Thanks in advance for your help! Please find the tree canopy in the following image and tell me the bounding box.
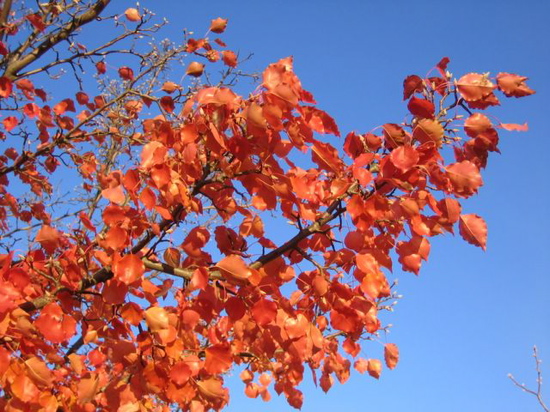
[0,1,535,411]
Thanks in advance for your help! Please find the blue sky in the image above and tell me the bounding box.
[133,0,550,410]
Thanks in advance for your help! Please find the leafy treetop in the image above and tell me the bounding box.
[0,1,535,411]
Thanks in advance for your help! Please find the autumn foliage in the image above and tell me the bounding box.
[0,2,535,411]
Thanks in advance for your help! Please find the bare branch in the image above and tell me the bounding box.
[509,346,549,412]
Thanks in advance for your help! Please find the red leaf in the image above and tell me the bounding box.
[53,98,76,115]
[101,185,125,204]
[251,298,277,326]
[3,116,18,131]
[384,343,399,369]
[446,160,483,197]
[96,61,106,74]
[205,344,232,374]
[170,362,192,386]
[222,50,238,68]
[459,214,488,250]
[0,77,12,98]
[26,13,46,32]
[210,17,228,33]
[215,254,251,283]
[456,73,495,102]
[0,41,8,56]
[436,57,450,77]
[496,72,535,98]
[390,144,419,172]
[35,303,76,343]
[407,96,435,119]
[113,254,144,284]
[403,75,423,100]
[160,96,175,113]
[464,113,492,138]
[500,122,528,132]
[118,66,134,80]
[36,225,61,254]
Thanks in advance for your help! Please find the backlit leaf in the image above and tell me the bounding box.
[459,214,488,250]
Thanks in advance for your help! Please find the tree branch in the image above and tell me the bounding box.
[3,0,111,80]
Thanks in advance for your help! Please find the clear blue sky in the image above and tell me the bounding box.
[134,0,550,410]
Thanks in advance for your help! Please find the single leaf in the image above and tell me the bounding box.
[367,359,382,379]
[459,214,488,250]
[186,62,204,77]
[496,72,535,98]
[210,17,228,33]
[384,343,399,369]
[204,344,232,374]
[403,75,423,100]
[407,96,435,119]
[446,161,483,197]
[215,254,251,283]
[144,306,170,331]
[500,122,528,132]
[125,8,141,22]
[390,144,419,172]
[456,73,495,102]
[113,254,144,284]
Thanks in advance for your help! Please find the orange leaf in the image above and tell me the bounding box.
[221,50,237,68]
[459,214,488,250]
[11,374,39,402]
[196,378,227,401]
[367,359,382,379]
[215,254,251,283]
[101,185,125,204]
[496,72,535,98]
[35,303,76,343]
[413,118,443,147]
[170,361,192,386]
[24,357,53,387]
[124,8,141,22]
[77,375,99,404]
[251,298,277,326]
[36,225,61,254]
[446,160,483,197]
[144,306,170,331]
[354,358,370,374]
[186,62,204,77]
[204,344,232,374]
[456,73,495,101]
[0,76,12,98]
[390,144,419,172]
[384,343,399,369]
[500,122,528,132]
[113,254,144,284]
[210,18,228,33]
